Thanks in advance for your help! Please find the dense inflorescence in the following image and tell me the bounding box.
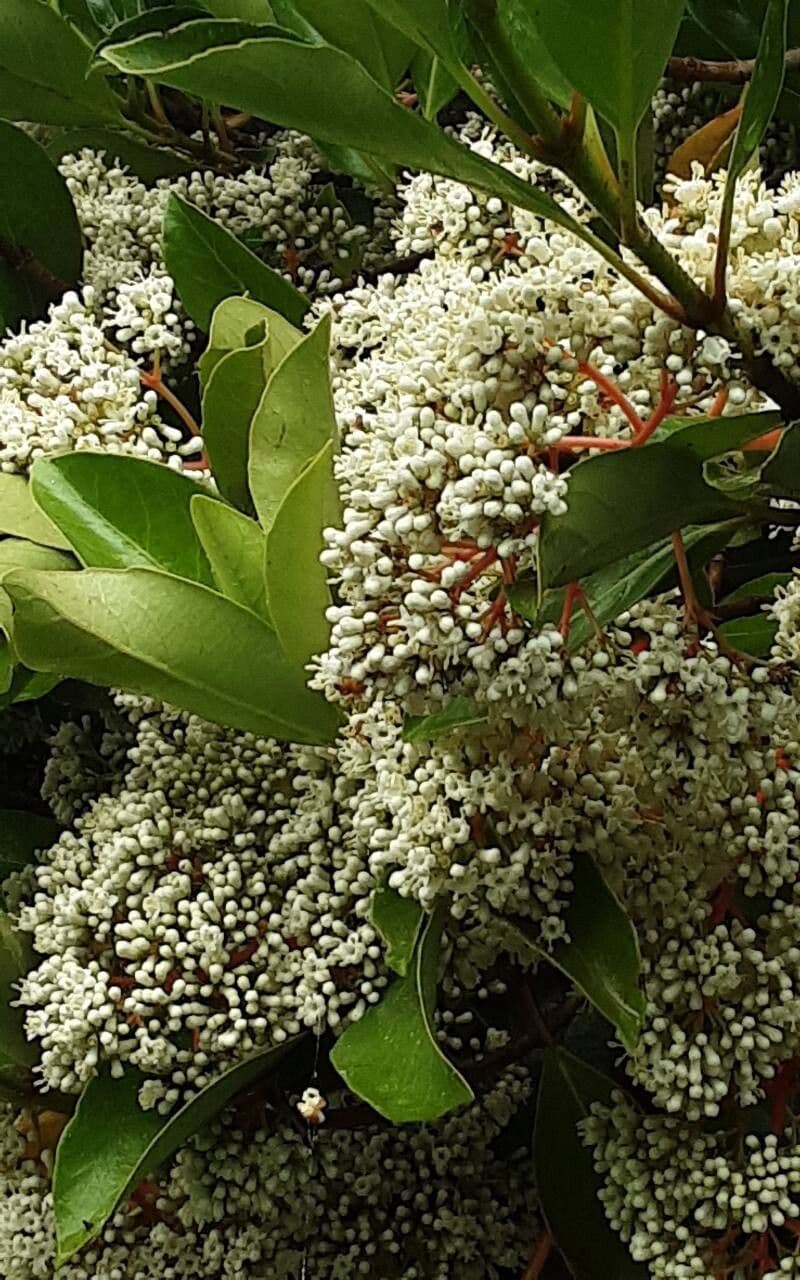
[0,1068,538,1280]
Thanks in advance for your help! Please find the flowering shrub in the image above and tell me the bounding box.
[5,1,800,1278]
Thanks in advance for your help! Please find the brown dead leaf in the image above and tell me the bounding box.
[668,104,743,181]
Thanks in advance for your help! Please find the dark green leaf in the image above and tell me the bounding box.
[0,811,61,887]
[98,22,601,244]
[521,521,742,652]
[54,1036,301,1263]
[534,1048,647,1280]
[0,915,37,1094]
[205,0,274,14]
[759,418,800,499]
[265,440,336,665]
[6,567,343,745]
[652,408,783,460]
[529,0,685,133]
[163,193,310,330]
[402,695,488,742]
[272,0,415,87]
[0,476,72,551]
[538,443,741,590]
[465,0,572,109]
[726,0,788,186]
[0,0,122,125]
[411,49,458,118]
[718,613,777,655]
[369,885,424,977]
[249,314,337,534]
[501,855,645,1052]
[30,455,214,586]
[0,120,83,330]
[721,571,791,603]
[331,904,474,1121]
[191,495,269,619]
[361,0,468,82]
[47,129,195,180]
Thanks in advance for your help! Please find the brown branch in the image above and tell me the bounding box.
[667,48,800,84]
[523,1230,554,1280]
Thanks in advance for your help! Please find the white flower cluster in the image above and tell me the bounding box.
[584,1091,800,1279]
[59,131,393,365]
[0,1067,538,1280]
[0,289,185,474]
[17,698,383,1109]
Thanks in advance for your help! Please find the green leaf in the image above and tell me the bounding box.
[0,810,62,884]
[726,0,788,188]
[47,128,195,180]
[718,613,777,656]
[0,476,72,551]
[0,121,83,330]
[759,419,800,499]
[6,567,343,745]
[402,695,488,742]
[273,0,414,87]
[0,540,75,581]
[54,1036,301,1264]
[361,0,467,82]
[529,0,685,135]
[0,0,122,125]
[199,295,300,388]
[191,495,269,620]
[205,0,274,15]
[500,855,645,1052]
[411,49,458,118]
[538,442,741,590]
[265,441,336,666]
[0,914,37,1094]
[652,408,783,460]
[93,4,209,50]
[30,454,214,586]
[162,193,310,330]
[331,903,474,1122]
[249,314,337,534]
[369,885,424,977]
[97,21,602,244]
[534,1049,647,1280]
[465,0,572,110]
[0,667,62,708]
[519,521,741,653]
[721,571,792,604]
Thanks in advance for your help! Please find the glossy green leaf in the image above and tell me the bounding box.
[759,419,800,498]
[718,613,777,656]
[403,696,488,742]
[273,0,414,87]
[520,521,741,653]
[98,22,599,244]
[411,49,458,118]
[538,443,741,590]
[93,5,209,50]
[369,885,424,977]
[0,476,72,551]
[191,495,269,620]
[47,129,195,180]
[163,193,310,330]
[0,121,83,330]
[465,0,572,110]
[0,811,62,884]
[249,314,337,534]
[5,567,342,745]
[501,855,644,1052]
[534,1049,647,1280]
[362,0,467,81]
[205,0,274,15]
[265,441,336,666]
[529,0,685,134]
[331,904,473,1122]
[726,0,788,189]
[54,1036,300,1263]
[0,915,37,1094]
[0,540,75,581]
[721,570,792,604]
[652,409,783,459]
[0,0,121,125]
[30,455,214,586]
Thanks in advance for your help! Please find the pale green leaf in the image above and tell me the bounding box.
[369,885,424,977]
[191,495,269,620]
[5,567,342,745]
[30,454,214,585]
[0,476,72,550]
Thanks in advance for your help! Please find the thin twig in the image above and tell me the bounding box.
[523,1229,554,1280]
[667,48,800,84]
